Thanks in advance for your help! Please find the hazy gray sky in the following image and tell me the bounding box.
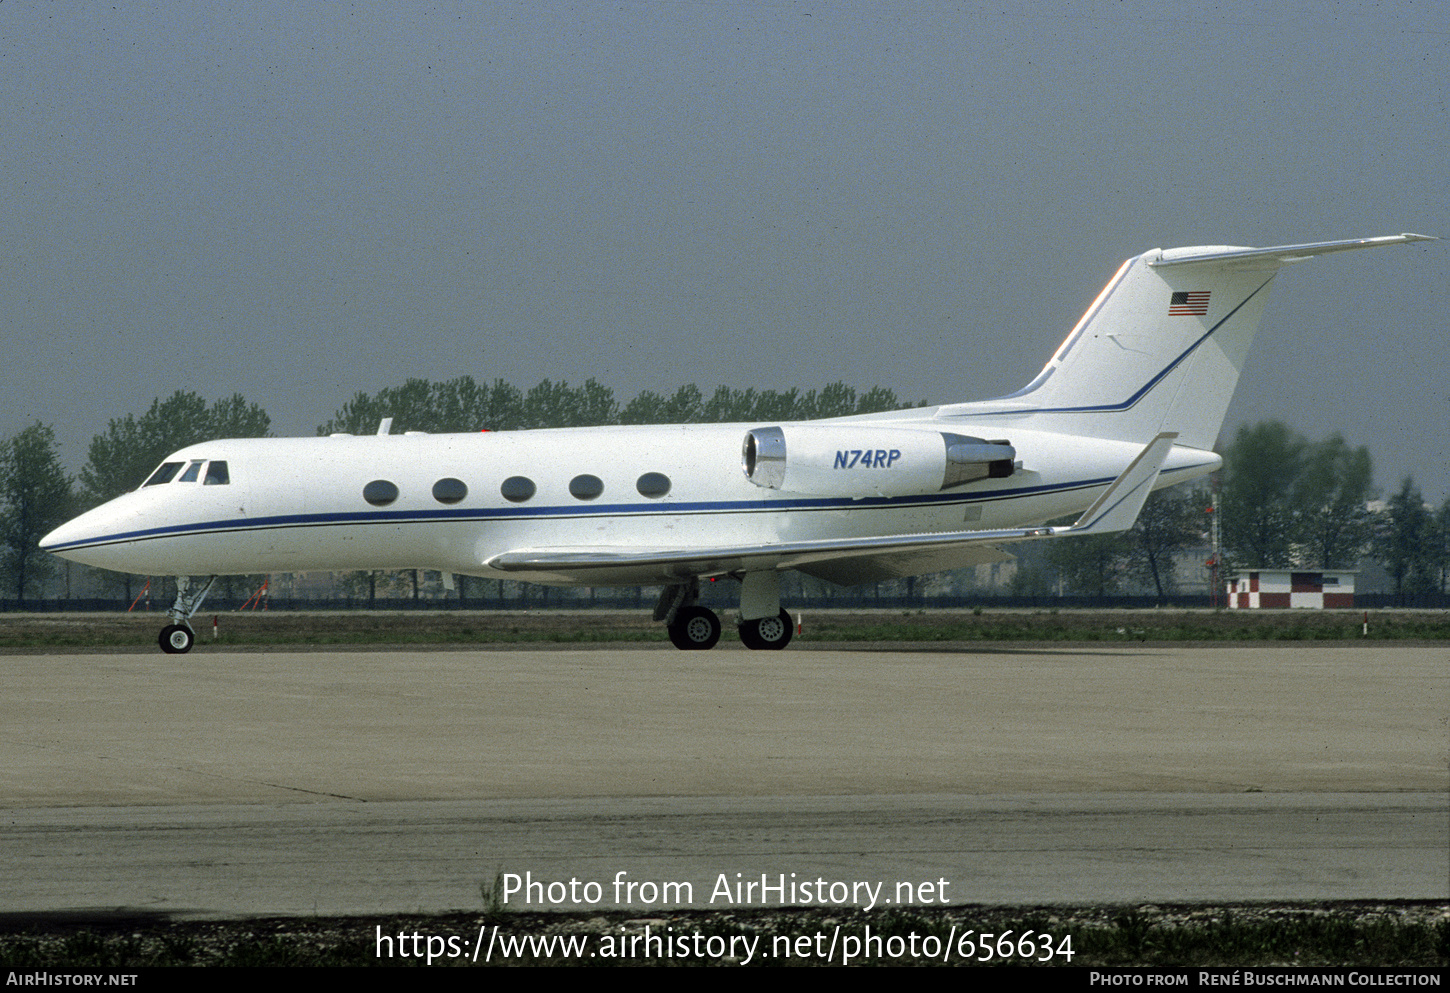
[3,1,1445,497]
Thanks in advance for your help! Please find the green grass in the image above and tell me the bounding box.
[801,611,1450,644]
[0,608,1446,650]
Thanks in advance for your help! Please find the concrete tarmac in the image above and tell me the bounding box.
[2,644,1446,916]
[5,793,1445,916]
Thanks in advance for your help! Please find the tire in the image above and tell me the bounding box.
[667,606,721,650]
[738,609,794,651]
[159,624,194,654]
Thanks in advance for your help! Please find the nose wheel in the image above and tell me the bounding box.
[159,624,195,654]
[156,576,217,654]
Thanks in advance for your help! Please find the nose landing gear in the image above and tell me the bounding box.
[159,624,195,654]
[157,576,217,654]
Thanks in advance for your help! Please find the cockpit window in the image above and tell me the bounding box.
[144,462,184,486]
[204,461,230,485]
[178,460,204,483]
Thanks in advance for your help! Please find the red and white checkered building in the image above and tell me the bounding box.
[1227,570,1355,609]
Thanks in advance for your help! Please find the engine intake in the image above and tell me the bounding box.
[742,425,1014,497]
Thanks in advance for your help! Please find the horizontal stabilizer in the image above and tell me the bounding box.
[1148,233,1436,269]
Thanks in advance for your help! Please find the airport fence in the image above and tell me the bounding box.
[6,592,1448,612]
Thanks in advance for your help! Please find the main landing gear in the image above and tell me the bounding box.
[668,605,722,650]
[658,581,719,650]
[656,575,795,651]
[738,609,794,651]
[158,576,217,654]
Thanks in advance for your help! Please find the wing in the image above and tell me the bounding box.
[485,434,1177,587]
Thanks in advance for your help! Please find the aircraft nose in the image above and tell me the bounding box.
[41,512,96,557]
[40,501,136,563]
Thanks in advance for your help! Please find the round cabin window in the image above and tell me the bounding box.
[569,474,604,500]
[432,478,468,504]
[363,480,399,507]
[636,472,671,498]
[500,476,536,503]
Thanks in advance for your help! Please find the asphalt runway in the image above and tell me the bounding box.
[2,644,1446,917]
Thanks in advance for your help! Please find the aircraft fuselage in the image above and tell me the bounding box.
[42,420,1214,586]
[40,233,1432,652]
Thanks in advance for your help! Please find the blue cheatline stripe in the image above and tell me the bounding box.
[969,275,1275,415]
[46,470,1211,553]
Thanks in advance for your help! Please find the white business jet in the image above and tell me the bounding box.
[42,234,1432,653]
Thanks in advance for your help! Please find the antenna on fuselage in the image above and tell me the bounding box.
[376,418,393,436]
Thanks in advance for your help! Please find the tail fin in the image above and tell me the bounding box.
[942,234,1433,450]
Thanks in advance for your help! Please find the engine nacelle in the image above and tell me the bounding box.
[742,425,1015,497]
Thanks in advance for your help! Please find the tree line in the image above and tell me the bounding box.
[2,378,1447,603]
[0,379,914,604]
[317,376,918,435]
[1037,422,1450,598]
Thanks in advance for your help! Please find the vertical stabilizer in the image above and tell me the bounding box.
[1018,248,1278,449]
[938,234,1433,451]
